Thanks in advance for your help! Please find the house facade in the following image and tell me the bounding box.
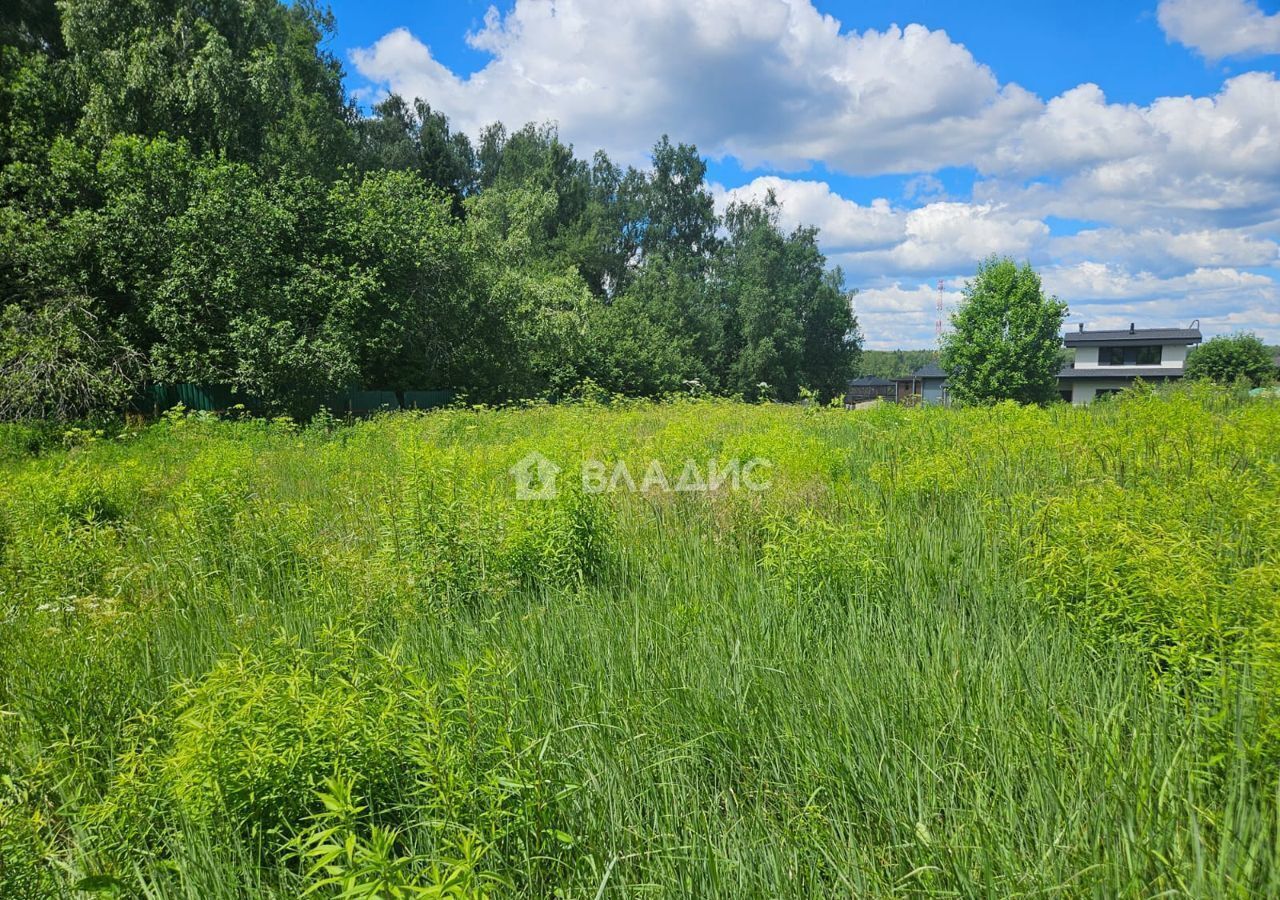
[1058,323,1202,404]
[893,364,949,405]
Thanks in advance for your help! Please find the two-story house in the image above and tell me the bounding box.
[1058,322,1202,404]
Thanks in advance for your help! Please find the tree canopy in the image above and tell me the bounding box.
[0,0,862,419]
[1185,333,1276,387]
[940,257,1067,406]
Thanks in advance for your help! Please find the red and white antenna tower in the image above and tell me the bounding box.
[935,278,944,342]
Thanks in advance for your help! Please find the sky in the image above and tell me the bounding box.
[325,0,1280,350]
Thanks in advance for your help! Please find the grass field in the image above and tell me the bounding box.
[2,388,1279,897]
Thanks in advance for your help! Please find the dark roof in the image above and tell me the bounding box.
[847,375,895,387]
[911,364,947,379]
[1058,366,1184,380]
[1064,326,1202,347]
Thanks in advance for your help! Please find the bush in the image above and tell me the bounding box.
[90,636,577,892]
[380,472,611,613]
[0,294,141,422]
[1185,333,1276,387]
[0,421,59,461]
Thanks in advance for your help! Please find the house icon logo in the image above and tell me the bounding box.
[510,451,562,500]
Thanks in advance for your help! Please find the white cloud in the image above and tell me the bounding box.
[1044,262,1274,303]
[987,84,1154,176]
[1157,0,1280,60]
[979,73,1280,230]
[873,202,1048,273]
[1044,263,1280,341]
[903,174,947,201]
[1052,226,1280,274]
[858,265,1280,349]
[713,177,903,251]
[354,4,1280,235]
[851,282,962,349]
[715,178,1048,276]
[711,174,1280,344]
[350,0,1039,173]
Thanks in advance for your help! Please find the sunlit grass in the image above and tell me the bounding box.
[1,387,1278,896]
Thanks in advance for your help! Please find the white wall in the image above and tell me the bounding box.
[1072,346,1100,369]
[1161,343,1188,367]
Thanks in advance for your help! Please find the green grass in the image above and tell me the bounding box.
[2,388,1279,897]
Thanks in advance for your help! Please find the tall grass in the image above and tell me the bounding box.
[1,387,1278,897]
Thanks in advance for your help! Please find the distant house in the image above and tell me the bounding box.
[844,376,896,406]
[1058,322,1202,404]
[892,364,949,406]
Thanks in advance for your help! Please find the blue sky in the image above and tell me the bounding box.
[327,0,1280,348]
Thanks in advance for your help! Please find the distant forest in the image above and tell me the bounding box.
[856,350,939,379]
[0,0,861,419]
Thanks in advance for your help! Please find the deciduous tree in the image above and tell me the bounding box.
[1185,333,1275,387]
[941,257,1066,405]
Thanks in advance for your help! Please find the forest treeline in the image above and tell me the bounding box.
[0,0,860,418]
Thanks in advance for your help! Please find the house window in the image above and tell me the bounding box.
[1099,345,1162,365]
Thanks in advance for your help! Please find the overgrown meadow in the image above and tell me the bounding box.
[2,388,1278,897]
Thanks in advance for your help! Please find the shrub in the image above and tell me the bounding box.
[0,294,142,423]
[381,471,611,613]
[503,486,611,593]
[89,636,577,892]
[1185,333,1275,387]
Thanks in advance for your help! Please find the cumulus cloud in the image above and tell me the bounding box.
[980,73,1280,230]
[1043,262,1280,339]
[856,265,1280,349]
[1044,262,1274,302]
[1052,226,1280,275]
[851,282,962,349]
[986,84,1153,176]
[1157,0,1280,60]
[718,177,1049,276]
[712,177,903,252]
[871,202,1048,274]
[353,3,1280,234]
[350,0,1039,173]
[713,172,1280,343]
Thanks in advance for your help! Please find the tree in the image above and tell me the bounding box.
[0,0,63,55]
[941,257,1067,405]
[715,193,859,401]
[147,160,361,412]
[1184,333,1275,387]
[0,292,140,420]
[642,136,719,263]
[356,94,477,216]
[857,349,938,379]
[582,294,694,396]
[328,168,480,393]
[57,0,356,177]
[0,0,876,417]
[616,254,716,389]
[463,183,595,400]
